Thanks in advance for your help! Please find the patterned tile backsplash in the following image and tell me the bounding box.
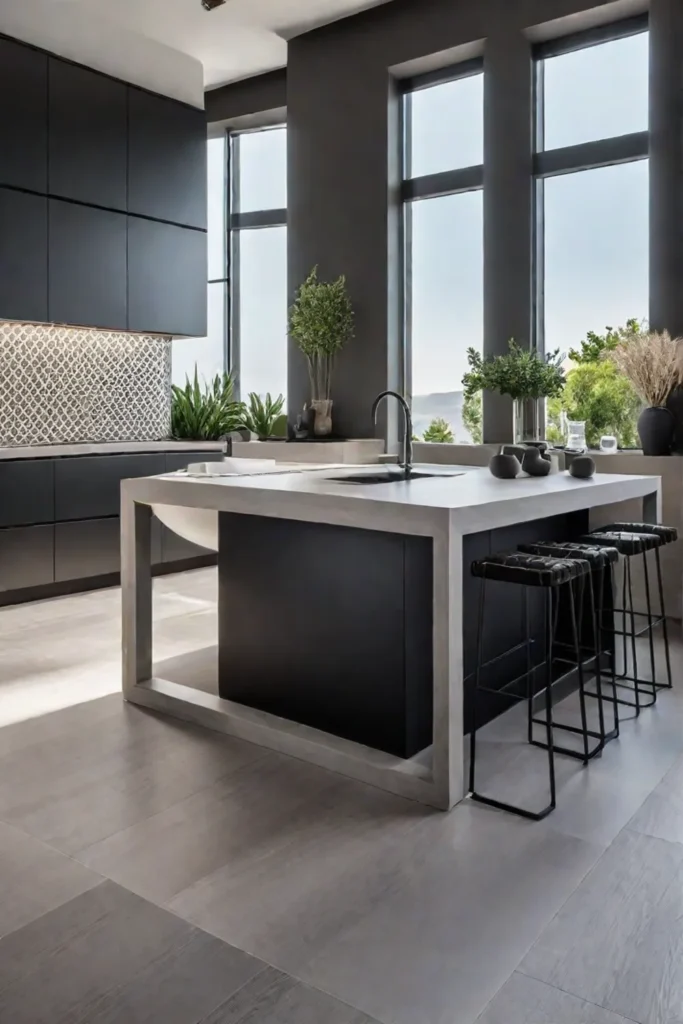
[0,322,172,446]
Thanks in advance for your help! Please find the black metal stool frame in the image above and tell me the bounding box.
[519,543,619,757]
[469,560,589,821]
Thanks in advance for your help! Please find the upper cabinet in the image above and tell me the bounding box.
[0,188,48,324]
[49,200,127,330]
[49,59,127,211]
[0,39,48,192]
[128,89,207,229]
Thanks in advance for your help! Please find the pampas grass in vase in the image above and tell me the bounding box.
[611,330,683,455]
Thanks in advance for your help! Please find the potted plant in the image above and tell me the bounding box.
[171,367,245,441]
[462,340,565,443]
[241,392,286,441]
[289,266,354,436]
[610,329,683,455]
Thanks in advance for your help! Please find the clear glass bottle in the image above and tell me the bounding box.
[566,420,587,452]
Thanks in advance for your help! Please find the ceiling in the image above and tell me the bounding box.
[0,0,396,106]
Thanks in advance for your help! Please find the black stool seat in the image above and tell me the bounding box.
[579,531,659,556]
[598,523,678,545]
[519,541,619,568]
[471,552,590,588]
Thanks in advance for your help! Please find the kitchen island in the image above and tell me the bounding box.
[121,465,661,809]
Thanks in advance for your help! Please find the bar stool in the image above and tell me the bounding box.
[518,541,620,753]
[595,522,676,691]
[578,530,659,714]
[469,551,592,821]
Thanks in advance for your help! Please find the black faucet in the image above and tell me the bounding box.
[371,391,413,479]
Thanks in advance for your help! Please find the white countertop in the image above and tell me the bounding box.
[0,440,226,460]
[125,463,662,537]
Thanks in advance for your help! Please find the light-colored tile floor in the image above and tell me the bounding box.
[1,568,682,1024]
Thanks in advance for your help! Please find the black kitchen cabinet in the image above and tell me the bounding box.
[55,453,166,522]
[49,59,127,211]
[128,88,207,229]
[0,526,54,592]
[128,218,207,336]
[0,38,48,192]
[0,460,54,528]
[49,200,127,330]
[55,517,121,581]
[0,189,48,324]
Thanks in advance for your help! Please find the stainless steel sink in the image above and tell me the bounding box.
[330,470,463,485]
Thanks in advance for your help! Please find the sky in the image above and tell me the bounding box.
[174,30,650,404]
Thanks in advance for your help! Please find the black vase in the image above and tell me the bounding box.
[637,406,675,456]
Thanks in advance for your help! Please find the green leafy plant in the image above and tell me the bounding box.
[462,392,483,444]
[422,417,455,443]
[548,362,641,449]
[547,321,645,448]
[289,266,354,401]
[242,392,286,440]
[171,367,245,441]
[463,340,565,401]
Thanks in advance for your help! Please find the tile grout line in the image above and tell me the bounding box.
[511,970,644,1024]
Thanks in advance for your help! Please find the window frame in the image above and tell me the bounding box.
[226,125,287,399]
[401,59,485,429]
[532,16,649,353]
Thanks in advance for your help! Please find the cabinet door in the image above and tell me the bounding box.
[49,200,127,330]
[0,39,47,192]
[55,454,166,521]
[0,525,54,592]
[128,89,207,228]
[0,460,54,528]
[0,189,48,323]
[49,59,127,211]
[55,518,120,581]
[128,218,207,336]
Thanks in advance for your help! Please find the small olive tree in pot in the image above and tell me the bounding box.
[289,266,354,437]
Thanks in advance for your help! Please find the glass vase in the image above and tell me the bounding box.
[513,397,544,443]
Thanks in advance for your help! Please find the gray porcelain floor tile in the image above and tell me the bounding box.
[0,879,262,1024]
[0,820,100,940]
[0,699,264,855]
[295,801,603,1024]
[85,927,264,1024]
[200,967,378,1024]
[76,753,346,904]
[168,776,434,967]
[520,828,683,1024]
[476,972,633,1024]
[627,751,683,845]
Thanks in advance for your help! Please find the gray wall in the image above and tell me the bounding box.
[207,0,682,441]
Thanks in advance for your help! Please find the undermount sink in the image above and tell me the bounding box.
[330,470,463,485]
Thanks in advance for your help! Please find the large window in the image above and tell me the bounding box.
[403,63,484,443]
[535,21,649,355]
[535,20,649,447]
[229,126,288,401]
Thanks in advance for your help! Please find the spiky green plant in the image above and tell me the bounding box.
[422,417,455,443]
[171,367,245,441]
[289,266,354,401]
[242,392,286,440]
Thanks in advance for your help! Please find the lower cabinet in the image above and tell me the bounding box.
[55,517,163,581]
[0,525,54,592]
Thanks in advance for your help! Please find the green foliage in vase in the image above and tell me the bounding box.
[462,391,483,444]
[546,321,644,449]
[242,392,286,440]
[463,340,565,401]
[289,266,354,401]
[422,417,455,443]
[171,367,245,441]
